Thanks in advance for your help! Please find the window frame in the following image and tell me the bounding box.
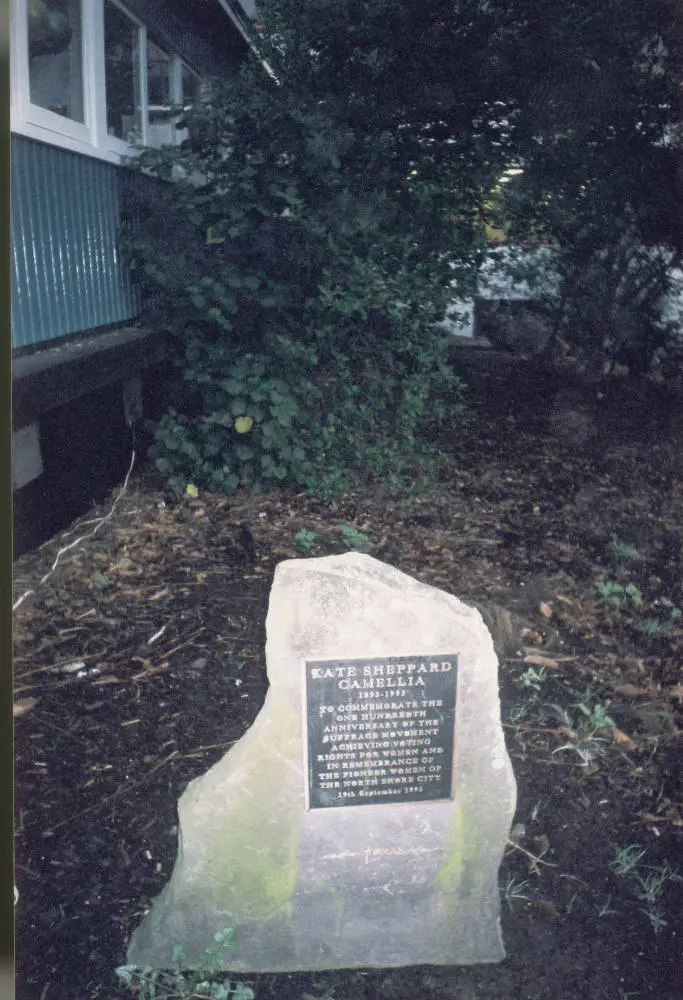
[11,0,202,164]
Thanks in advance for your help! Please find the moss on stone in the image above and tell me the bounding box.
[435,799,469,892]
[199,698,303,920]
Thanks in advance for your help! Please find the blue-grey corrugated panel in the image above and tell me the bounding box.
[11,135,141,350]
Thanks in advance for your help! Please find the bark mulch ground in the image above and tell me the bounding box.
[13,350,683,1000]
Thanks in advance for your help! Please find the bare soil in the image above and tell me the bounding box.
[13,351,683,1000]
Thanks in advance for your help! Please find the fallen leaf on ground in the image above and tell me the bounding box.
[50,660,86,674]
[521,647,577,661]
[612,726,635,746]
[539,601,553,618]
[613,683,650,698]
[111,557,133,572]
[130,656,152,671]
[523,654,560,668]
[13,698,39,717]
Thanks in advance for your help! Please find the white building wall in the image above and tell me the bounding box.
[439,246,683,339]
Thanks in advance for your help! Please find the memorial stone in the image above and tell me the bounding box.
[126,553,516,972]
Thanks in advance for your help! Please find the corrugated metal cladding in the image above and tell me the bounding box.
[11,135,142,351]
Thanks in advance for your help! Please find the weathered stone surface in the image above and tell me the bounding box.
[127,553,516,972]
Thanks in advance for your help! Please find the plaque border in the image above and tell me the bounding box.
[302,653,459,812]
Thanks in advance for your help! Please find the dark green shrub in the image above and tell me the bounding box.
[150,349,315,495]
[123,57,472,497]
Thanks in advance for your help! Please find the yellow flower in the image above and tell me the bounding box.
[185,483,199,498]
[234,416,254,433]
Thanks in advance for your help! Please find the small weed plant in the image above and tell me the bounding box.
[501,874,531,910]
[337,524,373,552]
[507,703,533,726]
[633,599,681,636]
[294,528,319,550]
[632,862,682,905]
[575,701,614,733]
[516,666,546,693]
[634,617,675,636]
[596,895,618,919]
[116,928,254,1000]
[596,578,681,644]
[609,847,681,934]
[610,845,647,877]
[608,534,646,564]
[548,700,614,766]
[596,581,644,610]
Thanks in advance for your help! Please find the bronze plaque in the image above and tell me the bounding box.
[305,654,458,809]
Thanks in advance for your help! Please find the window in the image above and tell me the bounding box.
[12,0,204,163]
[182,63,201,105]
[103,1,201,150]
[147,39,172,112]
[104,0,141,142]
[28,0,84,122]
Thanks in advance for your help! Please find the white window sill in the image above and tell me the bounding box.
[11,112,138,165]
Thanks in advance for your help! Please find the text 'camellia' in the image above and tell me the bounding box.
[305,655,458,808]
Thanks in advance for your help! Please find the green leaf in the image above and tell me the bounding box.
[295,528,318,549]
[235,444,253,461]
[243,274,262,290]
[220,378,244,395]
[206,225,226,245]
[230,398,248,415]
[232,984,255,1000]
[274,408,292,428]
[203,412,233,427]
[115,966,137,986]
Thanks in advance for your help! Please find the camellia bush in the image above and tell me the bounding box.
[121,11,504,496]
[123,0,683,501]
